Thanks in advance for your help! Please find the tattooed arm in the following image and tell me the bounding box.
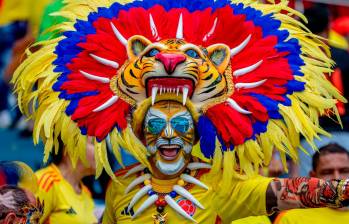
[266,177,349,213]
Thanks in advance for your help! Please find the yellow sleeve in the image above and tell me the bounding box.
[273,211,291,224]
[215,175,272,223]
[102,182,117,224]
[36,181,55,224]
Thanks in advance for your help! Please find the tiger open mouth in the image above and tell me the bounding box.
[146,77,194,105]
[158,144,181,161]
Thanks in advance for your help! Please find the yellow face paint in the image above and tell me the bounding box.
[144,101,194,176]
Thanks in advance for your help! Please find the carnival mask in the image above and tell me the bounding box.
[144,101,195,176]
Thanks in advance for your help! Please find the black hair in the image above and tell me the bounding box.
[303,4,330,34]
[48,137,65,165]
[312,143,349,171]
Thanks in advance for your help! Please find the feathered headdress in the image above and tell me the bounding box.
[13,0,346,180]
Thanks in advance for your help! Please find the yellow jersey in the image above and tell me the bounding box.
[103,164,272,224]
[274,208,349,224]
[35,164,98,224]
[232,216,271,224]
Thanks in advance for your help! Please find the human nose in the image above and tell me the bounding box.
[333,170,340,179]
[163,123,174,138]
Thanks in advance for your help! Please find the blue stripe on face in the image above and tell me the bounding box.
[147,118,167,135]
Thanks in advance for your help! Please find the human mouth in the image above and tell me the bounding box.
[158,144,181,161]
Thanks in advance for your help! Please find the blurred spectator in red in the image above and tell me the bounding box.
[303,4,349,127]
[330,16,349,49]
[274,143,349,223]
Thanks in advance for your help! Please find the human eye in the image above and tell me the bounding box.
[147,118,166,134]
[171,117,190,133]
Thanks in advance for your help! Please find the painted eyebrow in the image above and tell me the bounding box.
[145,108,167,121]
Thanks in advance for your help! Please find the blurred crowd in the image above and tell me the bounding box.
[1,0,349,223]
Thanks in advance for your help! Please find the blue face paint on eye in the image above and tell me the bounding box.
[147,118,166,134]
[185,49,199,59]
[170,117,190,134]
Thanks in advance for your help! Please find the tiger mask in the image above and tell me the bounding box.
[116,35,231,110]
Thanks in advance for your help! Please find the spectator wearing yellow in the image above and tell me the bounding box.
[274,143,349,224]
[35,137,98,224]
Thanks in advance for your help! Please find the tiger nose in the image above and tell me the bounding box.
[155,53,186,74]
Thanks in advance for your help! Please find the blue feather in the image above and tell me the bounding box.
[198,116,217,158]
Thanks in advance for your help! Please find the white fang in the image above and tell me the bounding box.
[165,195,197,223]
[181,174,209,190]
[230,35,252,58]
[110,22,128,46]
[149,14,160,41]
[226,98,252,115]
[235,79,267,89]
[89,54,119,69]
[124,174,151,194]
[79,70,110,84]
[151,86,158,105]
[173,185,205,209]
[182,87,189,106]
[203,17,218,42]
[128,185,152,212]
[187,162,212,170]
[93,96,118,112]
[132,194,158,219]
[123,164,145,178]
[176,13,184,39]
[233,60,263,77]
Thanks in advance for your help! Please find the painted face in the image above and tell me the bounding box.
[144,101,195,176]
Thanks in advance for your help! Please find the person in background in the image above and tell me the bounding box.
[35,137,98,224]
[303,4,349,121]
[0,161,43,224]
[275,143,349,224]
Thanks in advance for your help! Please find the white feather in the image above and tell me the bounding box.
[79,70,110,84]
[226,98,252,115]
[230,35,251,57]
[110,22,128,46]
[89,54,119,69]
[93,96,118,112]
[233,60,263,77]
[235,79,267,89]
[149,14,160,41]
[176,14,184,39]
[202,17,218,42]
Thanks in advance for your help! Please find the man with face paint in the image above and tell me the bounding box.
[144,101,195,179]
[103,99,275,223]
[11,0,349,223]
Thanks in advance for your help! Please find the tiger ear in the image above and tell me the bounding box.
[206,44,231,74]
[127,35,152,59]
